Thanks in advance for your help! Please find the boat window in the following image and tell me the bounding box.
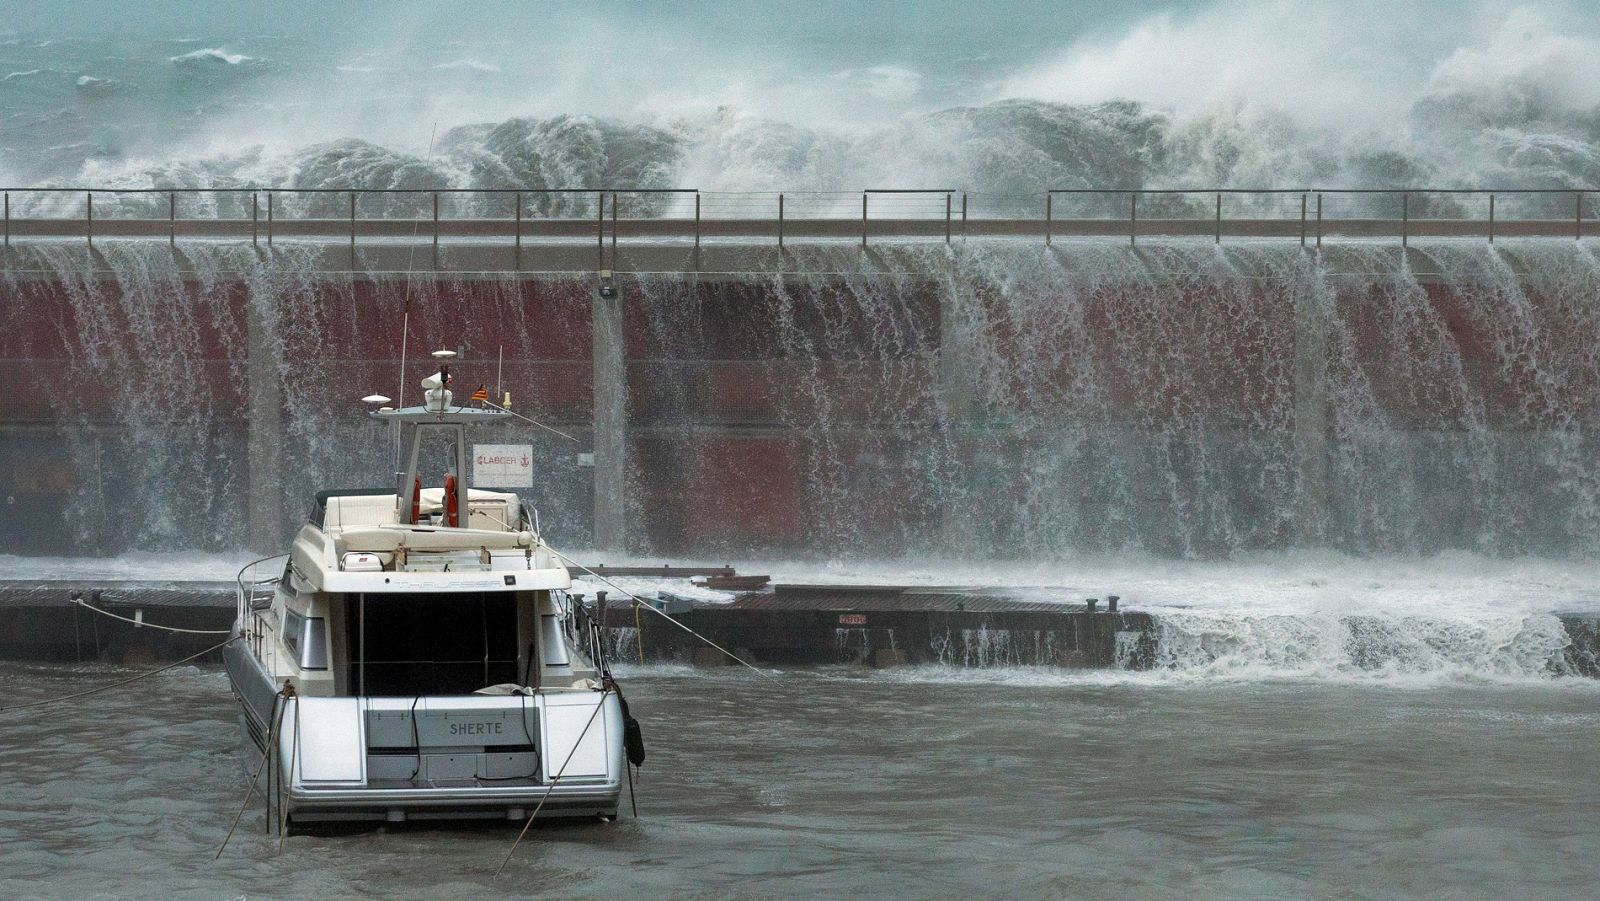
[302,617,328,670]
[282,608,304,660]
[540,615,569,666]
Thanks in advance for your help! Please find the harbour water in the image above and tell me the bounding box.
[1,661,1596,900]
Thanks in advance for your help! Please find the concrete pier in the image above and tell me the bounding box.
[4,580,1597,679]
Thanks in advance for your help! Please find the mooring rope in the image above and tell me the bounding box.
[0,637,238,713]
[70,596,234,635]
[548,548,774,680]
[495,687,612,878]
[215,685,289,859]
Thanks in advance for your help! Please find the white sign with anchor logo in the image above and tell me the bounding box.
[473,444,534,487]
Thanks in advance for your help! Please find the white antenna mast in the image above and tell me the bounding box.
[393,120,439,472]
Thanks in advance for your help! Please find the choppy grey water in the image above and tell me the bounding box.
[1,662,1597,900]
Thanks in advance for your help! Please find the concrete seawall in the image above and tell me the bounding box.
[6,241,1596,560]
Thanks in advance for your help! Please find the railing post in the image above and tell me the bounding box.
[945,192,951,244]
[596,190,604,271]
[266,193,273,247]
[1488,194,1495,244]
[961,193,968,238]
[1215,193,1222,244]
[349,190,357,256]
[431,192,439,265]
[1576,191,1584,240]
[1045,192,1052,247]
[4,192,9,248]
[1129,192,1136,247]
[251,192,258,247]
[1300,193,1307,247]
[169,192,176,247]
[694,191,701,250]
[514,191,522,255]
[86,191,92,248]
[1315,193,1322,248]
[778,193,784,249]
[1401,192,1408,248]
[610,191,618,260]
[861,192,868,250]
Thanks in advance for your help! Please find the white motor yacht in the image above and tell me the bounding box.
[225,354,638,829]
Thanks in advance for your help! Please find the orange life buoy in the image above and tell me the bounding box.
[443,472,459,527]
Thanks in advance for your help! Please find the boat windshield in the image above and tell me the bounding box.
[345,591,522,696]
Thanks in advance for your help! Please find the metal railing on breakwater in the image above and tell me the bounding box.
[3,187,1599,254]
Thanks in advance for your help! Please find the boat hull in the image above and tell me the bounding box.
[224,635,624,825]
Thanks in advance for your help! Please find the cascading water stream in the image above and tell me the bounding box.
[6,238,1594,558]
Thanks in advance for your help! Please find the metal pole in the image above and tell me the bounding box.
[778,193,784,249]
[432,191,439,256]
[1316,193,1322,248]
[169,192,176,247]
[1577,192,1584,240]
[251,192,258,247]
[86,192,92,248]
[1129,193,1136,247]
[611,191,618,260]
[1214,193,1222,244]
[1300,193,1307,247]
[1045,193,1052,247]
[961,193,968,238]
[1401,192,1408,248]
[945,193,951,244]
[514,191,522,254]
[266,193,273,247]
[693,192,700,250]
[1488,194,1495,244]
[596,191,604,271]
[349,190,356,255]
[861,193,868,250]
[4,192,9,248]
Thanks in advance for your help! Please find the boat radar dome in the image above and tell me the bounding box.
[431,349,457,359]
[422,371,453,411]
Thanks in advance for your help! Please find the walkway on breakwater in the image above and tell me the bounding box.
[2,578,1596,678]
[3,186,1599,272]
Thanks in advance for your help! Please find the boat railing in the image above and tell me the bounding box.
[249,608,279,676]
[564,593,608,674]
[234,553,287,634]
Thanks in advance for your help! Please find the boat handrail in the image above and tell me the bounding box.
[235,553,288,627]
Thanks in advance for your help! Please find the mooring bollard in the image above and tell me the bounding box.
[1085,597,1099,614]
[1107,595,1120,613]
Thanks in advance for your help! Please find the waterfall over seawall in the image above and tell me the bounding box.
[1,239,1596,559]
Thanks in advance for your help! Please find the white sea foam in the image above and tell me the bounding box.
[169,47,254,66]
[431,58,500,73]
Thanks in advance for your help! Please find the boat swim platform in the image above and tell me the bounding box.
[1,577,1596,676]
